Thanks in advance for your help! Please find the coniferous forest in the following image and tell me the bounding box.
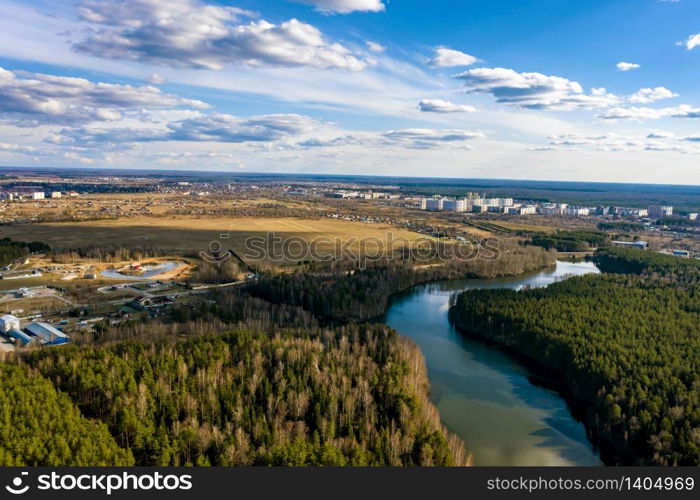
[1,279,470,466]
[20,324,466,466]
[450,248,700,465]
[0,240,553,466]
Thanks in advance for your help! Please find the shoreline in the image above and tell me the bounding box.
[380,260,612,466]
[447,320,621,466]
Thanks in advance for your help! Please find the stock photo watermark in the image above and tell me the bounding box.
[200,232,502,268]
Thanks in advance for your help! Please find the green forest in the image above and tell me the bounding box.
[0,363,132,466]
[597,221,645,232]
[529,230,610,252]
[450,248,700,465]
[0,238,554,466]
[20,323,466,466]
[246,242,553,323]
[1,268,471,466]
[594,247,700,280]
[0,238,50,266]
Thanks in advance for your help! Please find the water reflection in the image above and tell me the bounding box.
[384,261,602,466]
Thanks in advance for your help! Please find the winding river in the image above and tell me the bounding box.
[384,260,603,466]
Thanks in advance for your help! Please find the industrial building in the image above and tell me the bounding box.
[24,322,71,346]
[0,315,71,347]
[612,240,648,249]
[32,192,45,200]
[0,314,20,333]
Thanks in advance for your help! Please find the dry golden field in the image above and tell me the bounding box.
[0,216,429,268]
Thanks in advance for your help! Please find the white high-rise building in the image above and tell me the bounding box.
[648,205,673,218]
[443,199,470,212]
[424,198,444,211]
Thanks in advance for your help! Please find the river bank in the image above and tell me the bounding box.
[384,261,603,466]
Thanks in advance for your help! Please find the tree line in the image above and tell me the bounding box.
[246,242,553,323]
[530,230,610,252]
[594,247,700,281]
[0,238,50,266]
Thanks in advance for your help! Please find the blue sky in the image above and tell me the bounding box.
[0,0,699,183]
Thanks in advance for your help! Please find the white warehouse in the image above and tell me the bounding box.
[0,314,20,333]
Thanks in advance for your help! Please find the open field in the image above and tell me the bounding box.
[490,220,557,233]
[0,216,429,269]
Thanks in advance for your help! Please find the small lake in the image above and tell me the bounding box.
[384,260,603,466]
[101,262,183,280]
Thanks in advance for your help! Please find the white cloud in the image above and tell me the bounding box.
[53,113,320,148]
[299,127,486,150]
[167,113,319,142]
[597,104,700,120]
[527,146,574,151]
[383,128,485,142]
[0,142,37,154]
[647,131,675,139]
[0,66,207,126]
[418,99,476,113]
[366,41,385,53]
[542,131,700,155]
[428,47,477,68]
[455,67,619,110]
[148,73,166,85]
[628,87,678,104]
[291,0,385,14]
[685,33,700,50]
[597,107,667,120]
[616,61,640,71]
[75,0,370,71]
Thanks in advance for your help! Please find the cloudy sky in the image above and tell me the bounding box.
[1,0,700,183]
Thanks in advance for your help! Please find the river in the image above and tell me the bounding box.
[384,260,603,466]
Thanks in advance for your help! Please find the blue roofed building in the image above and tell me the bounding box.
[8,329,33,346]
[24,322,71,346]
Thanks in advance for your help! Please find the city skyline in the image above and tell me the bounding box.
[1,0,700,183]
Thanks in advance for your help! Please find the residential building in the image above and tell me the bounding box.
[648,205,673,219]
[424,198,444,211]
[538,203,563,215]
[442,199,470,212]
[563,207,591,217]
[508,205,537,215]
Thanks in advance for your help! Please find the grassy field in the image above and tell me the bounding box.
[492,220,557,233]
[0,216,428,269]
